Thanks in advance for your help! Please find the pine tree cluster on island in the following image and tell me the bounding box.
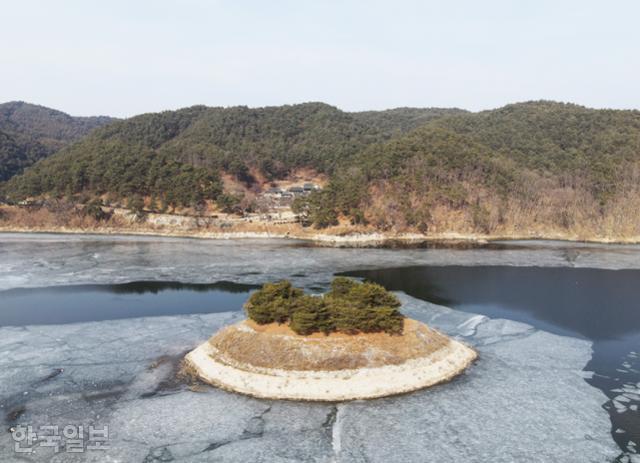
[244,277,404,335]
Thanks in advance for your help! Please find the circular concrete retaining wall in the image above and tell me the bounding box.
[185,321,477,401]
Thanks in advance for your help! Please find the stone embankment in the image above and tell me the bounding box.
[185,319,477,401]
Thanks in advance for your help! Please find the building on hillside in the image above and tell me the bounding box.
[265,187,283,198]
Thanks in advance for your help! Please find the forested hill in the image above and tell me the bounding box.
[1,103,457,206]
[0,101,115,181]
[351,107,467,134]
[4,100,640,238]
[309,101,640,234]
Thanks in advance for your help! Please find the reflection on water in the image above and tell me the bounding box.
[0,281,258,326]
[342,265,640,456]
[90,280,255,295]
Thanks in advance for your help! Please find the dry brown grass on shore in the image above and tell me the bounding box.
[0,204,365,237]
[4,203,640,244]
[208,319,450,371]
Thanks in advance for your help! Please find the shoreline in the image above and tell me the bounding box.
[184,319,478,401]
[2,224,640,247]
[185,340,477,401]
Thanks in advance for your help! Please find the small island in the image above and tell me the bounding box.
[185,278,477,401]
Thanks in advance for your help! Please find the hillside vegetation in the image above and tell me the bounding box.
[4,100,640,239]
[0,101,114,182]
[1,103,452,207]
[298,102,640,236]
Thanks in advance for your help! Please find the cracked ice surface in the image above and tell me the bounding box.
[3,233,640,292]
[0,234,627,461]
[0,297,619,462]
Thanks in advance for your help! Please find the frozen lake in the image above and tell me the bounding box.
[344,265,640,456]
[0,233,638,462]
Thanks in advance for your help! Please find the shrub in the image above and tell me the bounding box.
[289,295,333,335]
[216,193,242,214]
[244,280,303,324]
[128,195,145,213]
[328,277,358,298]
[326,301,403,335]
[84,199,110,222]
[245,278,404,335]
[331,279,401,309]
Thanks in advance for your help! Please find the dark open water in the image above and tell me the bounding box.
[341,265,640,456]
[0,281,257,326]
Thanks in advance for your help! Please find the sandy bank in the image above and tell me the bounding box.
[185,320,477,401]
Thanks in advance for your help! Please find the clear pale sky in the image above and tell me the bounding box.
[2,0,638,117]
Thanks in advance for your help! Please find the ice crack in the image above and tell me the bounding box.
[323,405,343,462]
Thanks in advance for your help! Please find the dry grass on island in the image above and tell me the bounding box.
[212,318,449,371]
[185,278,477,401]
